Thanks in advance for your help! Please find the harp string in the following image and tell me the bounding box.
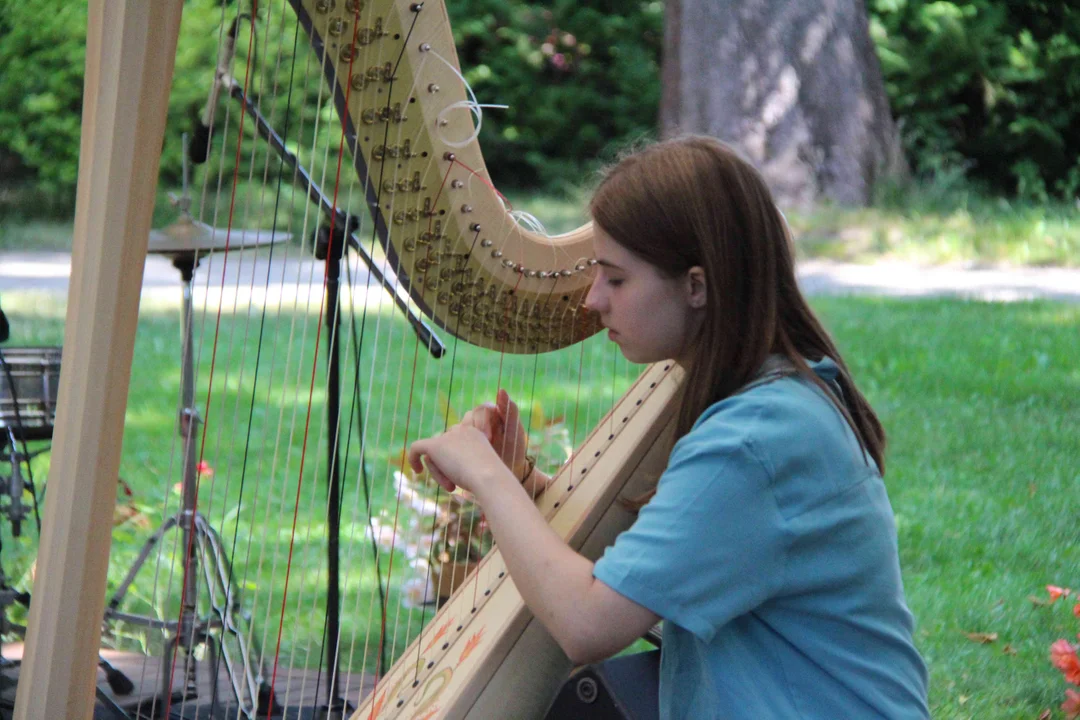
[125,3,645,716]
[221,1,316,709]
[156,0,268,714]
[344,2,441,689]
[240,7,311,698]
[349,11,443,688]
[265,0,380,698]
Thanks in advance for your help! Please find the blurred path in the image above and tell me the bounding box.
[796,259,1080,303]
[2,251,1079,303]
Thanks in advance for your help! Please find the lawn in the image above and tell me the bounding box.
[2,291,1078,718]
[1,287,642,678]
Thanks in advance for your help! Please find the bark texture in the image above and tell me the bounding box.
[661,0,905,207]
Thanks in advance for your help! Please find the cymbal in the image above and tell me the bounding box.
[147,216,291,257]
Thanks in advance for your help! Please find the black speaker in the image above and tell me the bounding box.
[544,650,660,720]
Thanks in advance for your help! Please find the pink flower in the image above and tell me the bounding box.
[1063,689,1080,719]
[1073,601,1080,619]
[197,460,214,477]
[1048,585,1072,603]
[552,53,567,70]
[1052,639,1080,685]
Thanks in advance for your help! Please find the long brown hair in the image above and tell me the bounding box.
[589,136,885,503]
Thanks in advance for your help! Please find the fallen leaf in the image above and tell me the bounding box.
[964,631,998,644]
[1029,595,1050,607]
[1028,482,1037,497]
[1039,709,1052,720]
[958,694,969,705]
[1002,644,1017,655]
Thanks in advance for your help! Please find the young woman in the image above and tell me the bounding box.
[407,136,929,719]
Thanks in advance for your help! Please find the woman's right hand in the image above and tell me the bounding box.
[461,388,530,480]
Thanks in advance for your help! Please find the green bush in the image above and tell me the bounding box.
[0,1,87,214]
[0,0,663,215]
[446,0,664,192]
[2,0,1077,215]
[871,0,1080,200]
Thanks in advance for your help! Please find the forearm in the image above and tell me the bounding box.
[475,469,607,662]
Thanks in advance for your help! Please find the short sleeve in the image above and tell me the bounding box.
[593,432,787,643]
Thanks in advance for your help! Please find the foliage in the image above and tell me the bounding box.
[2,0,1078,213]
[0,0,662,215]
[871,0,1080,200]
[0,1,87,214]
[447,0,664,192]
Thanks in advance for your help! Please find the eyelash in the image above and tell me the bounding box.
[607,278,624,288]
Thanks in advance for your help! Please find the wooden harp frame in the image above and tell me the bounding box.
[12,2,681,718]
[13,2,185,718]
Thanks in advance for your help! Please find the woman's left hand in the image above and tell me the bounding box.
[407,424,512,497]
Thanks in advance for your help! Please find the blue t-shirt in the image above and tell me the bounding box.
[593,358,929,719]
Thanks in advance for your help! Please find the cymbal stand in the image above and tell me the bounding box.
[104,251,274,718]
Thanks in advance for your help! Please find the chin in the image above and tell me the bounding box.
[619,347,658,365]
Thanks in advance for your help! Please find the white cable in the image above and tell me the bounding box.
[428,48,508,148]
[509,209,548,236]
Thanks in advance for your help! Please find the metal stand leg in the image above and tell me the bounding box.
[102,256,275,719]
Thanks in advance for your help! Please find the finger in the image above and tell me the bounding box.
[407,442,427,474]
[496,388,510,420]
[427,460,457,493]
[498,388,522,435]
[465,408,497,443]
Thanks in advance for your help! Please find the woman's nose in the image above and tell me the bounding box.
[584,281,606,313]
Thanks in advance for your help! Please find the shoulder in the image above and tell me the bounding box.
[683,361,846,460]
[675,358,878,515]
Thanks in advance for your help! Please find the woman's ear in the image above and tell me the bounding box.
[686,266,707,309]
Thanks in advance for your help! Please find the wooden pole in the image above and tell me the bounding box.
[13,2,183,717]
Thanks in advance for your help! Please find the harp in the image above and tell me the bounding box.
[12,1,679,718]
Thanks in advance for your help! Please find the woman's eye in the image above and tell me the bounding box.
[607,278,624,288]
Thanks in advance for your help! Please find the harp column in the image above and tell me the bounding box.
[13,2,183,719]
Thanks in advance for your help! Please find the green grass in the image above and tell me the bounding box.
[1,290,641,674]
[819,297,1080,719]
[788,186,1080,267]
[3,293,1079,717]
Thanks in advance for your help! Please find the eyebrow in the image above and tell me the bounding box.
[595,259,623,270]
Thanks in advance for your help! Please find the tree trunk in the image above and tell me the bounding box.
[660,0,906,207]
